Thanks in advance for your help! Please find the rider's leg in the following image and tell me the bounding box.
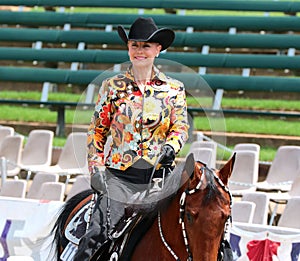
[73,193,107,261]
[73,175,129,261]
[73,162,161,260]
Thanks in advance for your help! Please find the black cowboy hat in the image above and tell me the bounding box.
[117,17,175,51]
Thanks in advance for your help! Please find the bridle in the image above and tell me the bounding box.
[158,163,232,261]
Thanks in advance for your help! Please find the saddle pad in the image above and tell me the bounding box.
[64,200,93,245]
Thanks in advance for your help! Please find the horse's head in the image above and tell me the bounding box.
[180,153,235,260]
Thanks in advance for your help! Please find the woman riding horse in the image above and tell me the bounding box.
[74,17,189,260]
[53,153,235,261]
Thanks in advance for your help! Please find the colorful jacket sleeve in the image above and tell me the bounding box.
[165,84,189,154]
[87,79,113,173]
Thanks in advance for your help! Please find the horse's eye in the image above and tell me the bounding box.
[186,212,194,224]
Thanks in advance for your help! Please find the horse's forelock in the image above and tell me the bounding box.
[203,168,220,205]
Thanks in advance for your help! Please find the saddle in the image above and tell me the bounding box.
[90,174,168,261]
[90,204,157,261]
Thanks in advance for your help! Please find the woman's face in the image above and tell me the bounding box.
[127,41,162,68]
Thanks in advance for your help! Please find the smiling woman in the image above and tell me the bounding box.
[72,17,190,260]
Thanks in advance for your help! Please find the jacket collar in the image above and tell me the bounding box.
[124,65,168,87]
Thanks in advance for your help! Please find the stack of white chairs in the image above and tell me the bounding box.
[256,145,300,192]
[232,191,269,225]
[228,143,260,196]
[20,129,54,180]
[36,132,88,175]
[26,172,65,201]
[228,150,259,196]
[35,132,88,189]
[277,196,300,229]
[241,192,270,225]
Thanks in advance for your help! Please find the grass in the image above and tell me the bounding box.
[2,104,298,136]
[1,91,299,138]
[0,91,81,102]
[193,117,300,136]
[1,91,299,161]
[187,96,300,111]
[2,92,300,113]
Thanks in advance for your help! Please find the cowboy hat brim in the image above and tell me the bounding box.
[117,25,175,51]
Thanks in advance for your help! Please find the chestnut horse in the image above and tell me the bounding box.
[52,153,235,261]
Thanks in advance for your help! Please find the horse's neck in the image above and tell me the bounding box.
[159,190,189,259]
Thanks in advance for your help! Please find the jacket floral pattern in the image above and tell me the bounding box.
[87,66,189,172]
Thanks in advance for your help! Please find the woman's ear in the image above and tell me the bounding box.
[157,44,162,53]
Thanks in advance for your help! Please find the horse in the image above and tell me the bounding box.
[52,153,235,261]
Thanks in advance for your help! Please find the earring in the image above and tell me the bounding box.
[156,53,159,58]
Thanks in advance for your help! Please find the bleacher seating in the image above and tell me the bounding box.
[1,0,300,136]
[1,0,300,12]
[1,1,300,89]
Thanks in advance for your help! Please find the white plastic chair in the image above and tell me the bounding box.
[228,150,259,196]
[0,135,24,177]
[0,126,14,146]
[265,175,300,225]
[37,181,65,201]
[20,129,54,179]
[190,140,217,168]
[26,172,59,199]
[242,192,269,225]
[256,145,300,192]
[0,179,27,198]
[189,147,215,169]
[233,143,260,154]
[277,196,300,229]
[232,201,256,223]
[265,174,300,203]
[37,132,88,175]
[65,175,91,201]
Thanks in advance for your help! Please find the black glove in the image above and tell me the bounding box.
[159,144,175,167]
[90,167,107,194]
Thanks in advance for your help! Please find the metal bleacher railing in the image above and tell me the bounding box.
[1,0,300,11]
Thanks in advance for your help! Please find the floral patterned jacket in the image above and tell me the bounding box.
[87,66,189,172]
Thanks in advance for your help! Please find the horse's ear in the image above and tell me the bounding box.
[184,153,195,179]
[219,153,236,186]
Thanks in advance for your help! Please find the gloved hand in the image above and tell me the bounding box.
[159,144,175,167]
[90,166,107,194]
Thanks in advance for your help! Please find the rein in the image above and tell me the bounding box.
[158,164,232,261]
